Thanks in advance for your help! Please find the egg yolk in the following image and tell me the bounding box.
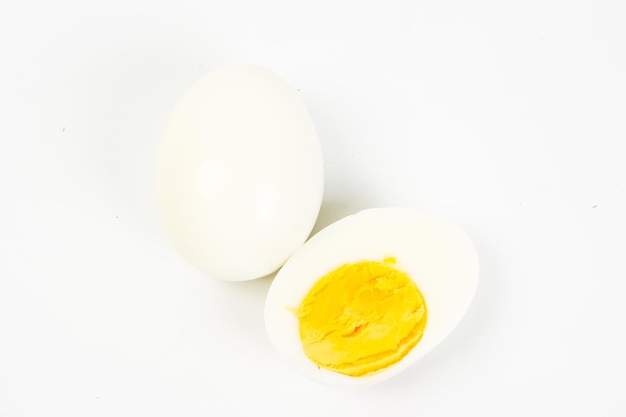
[296,257,427,377]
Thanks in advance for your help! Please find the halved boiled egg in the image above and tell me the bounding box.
[264,208,479,386]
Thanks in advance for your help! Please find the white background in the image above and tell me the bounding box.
[1,1,625,415]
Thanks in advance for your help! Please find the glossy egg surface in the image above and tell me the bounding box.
[155,65,324,281]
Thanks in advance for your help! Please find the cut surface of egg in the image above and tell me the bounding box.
[264,208,479,386]
[154,65,324,281]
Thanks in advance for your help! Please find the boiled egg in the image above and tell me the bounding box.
[154,65,323,281]
[264,208,479,386]
[155,65,479,386]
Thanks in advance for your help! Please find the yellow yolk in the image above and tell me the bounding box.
[296,257,427,377]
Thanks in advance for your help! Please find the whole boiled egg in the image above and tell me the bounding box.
[155,65,323,281]
[264,208,479,386]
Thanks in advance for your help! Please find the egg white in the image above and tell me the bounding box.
[154,65,324,281]
[264,207,479,387]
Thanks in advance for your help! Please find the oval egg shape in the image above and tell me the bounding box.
[155,65,324,281]
[264,208,479,386]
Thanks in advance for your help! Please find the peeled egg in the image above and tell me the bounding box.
[155,65,324,281]
[264,208,479,386]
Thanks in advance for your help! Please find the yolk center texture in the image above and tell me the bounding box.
[296,257,427,377]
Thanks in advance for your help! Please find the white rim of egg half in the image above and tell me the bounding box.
[264,207,479,387]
